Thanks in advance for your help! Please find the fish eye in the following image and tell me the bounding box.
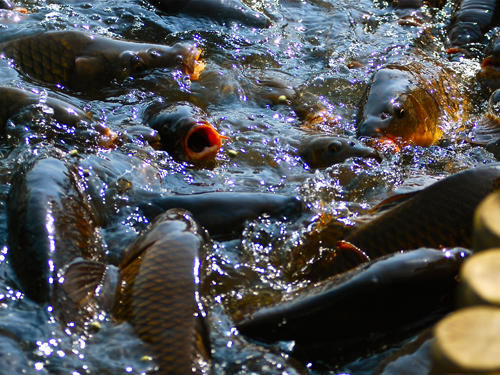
[328,141,343,153]
[392,102,405,119]
[396,107,405,119]
[133,61,145,73]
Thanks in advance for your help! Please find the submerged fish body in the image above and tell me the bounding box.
[64,209,211,375]
[298,136,382,168]
[144,101,227,163]
[137,192,303,237]
[236,248,469,362]
[477,32,500,93]
[356,61,465,146]
[447,0,500,55]
[0,30,202,93]
[343,163,500,258]
[0,86,115,145]
[7,157,103,306]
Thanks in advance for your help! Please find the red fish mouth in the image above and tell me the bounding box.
[183,122,228,162]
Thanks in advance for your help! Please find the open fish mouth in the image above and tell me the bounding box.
[183,47,206,80]
[183,122,228,162]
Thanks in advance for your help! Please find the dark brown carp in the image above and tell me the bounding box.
[137,192,303,237]
[144,102,228,163]
[472,89,500,150]
[447,0,500,57]
[0,30,203,93]
[356,61,466,147]
[63,209,211,375]
[342,163,500,259]
[7,157,104,306]
[147,0,270,28]
[477,32,500,93]
[236,248,470,364]
[0,86,115,146]
[298,136,382,168]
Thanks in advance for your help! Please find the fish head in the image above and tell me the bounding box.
[146,102,227,163]
[357,67,440,146]
[300,137,382,168]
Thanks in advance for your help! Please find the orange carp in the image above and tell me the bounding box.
[356,61,466,147]
[0,30,203,93]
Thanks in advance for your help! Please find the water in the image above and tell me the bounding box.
[0,0,497,374]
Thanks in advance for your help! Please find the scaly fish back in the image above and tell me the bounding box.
[0,31,91,88]
[114,210,210,375]
[344,163,500,258]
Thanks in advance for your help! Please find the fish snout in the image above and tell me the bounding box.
[361,148,383,163]
[358,117,390,138]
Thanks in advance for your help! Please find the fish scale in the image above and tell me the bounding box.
[344,163,500,258]
[0,32,85,86]
[110,211,209,375]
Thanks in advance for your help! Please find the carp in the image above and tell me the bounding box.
[447,0,500,57]
[477,31,500,94]
[63,209,211,375]
[137,192,303,237]
[7,157,104,307]
[356,61,466,146]
[0,30,203,93]
[342,163,500,259]
[298,136,382,168]
[236,248,469,364]
[0,86,115,146]
[144,101,228,163]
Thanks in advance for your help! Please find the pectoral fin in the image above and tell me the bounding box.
[62,258,119,313]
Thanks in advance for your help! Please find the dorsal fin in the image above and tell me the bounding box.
[369,191,420,214]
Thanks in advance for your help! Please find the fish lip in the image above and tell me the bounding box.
[183,47,205,81]
[183,122,228,162]
[360,149,383,163]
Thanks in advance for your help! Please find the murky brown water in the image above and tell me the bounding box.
[0,0,497,374]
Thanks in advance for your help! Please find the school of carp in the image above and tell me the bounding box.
[0,0,499,374]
